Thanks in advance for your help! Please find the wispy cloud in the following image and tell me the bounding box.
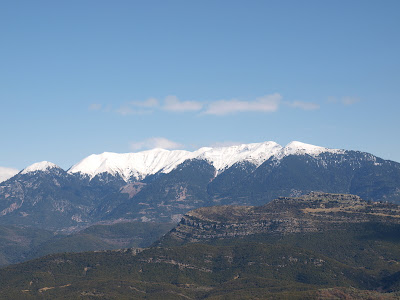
[208,141,243,148]
[328,96,360,106]
[130,137,183,151]
[163,95,203,112]
[115,98,159,115]
[104,93,325,117]
[341,96,360,106]
[89,103,103,111]
[204,93,282,115]
[115,105,136,116]
[116,96,202,115]
[131,98,159,108]
[287,101,320,110]
[115,106,153,116]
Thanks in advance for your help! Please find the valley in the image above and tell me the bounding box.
[0,192,399,299]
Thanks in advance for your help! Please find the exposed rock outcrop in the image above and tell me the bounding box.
[165,192,400,244]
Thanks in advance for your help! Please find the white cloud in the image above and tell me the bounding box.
[288,101,320,110]
[116,96,202,115]
[341,96,360,106]
[89,103,102,111]
[204,93,282,115]
[328,96,360,106]
[116,98,159,115]
[115,105,137,116]
[0,167,19,183]
[163,95,203,112]
[131,98,159,108]
[111,93,305,116]
[130,137,183,151]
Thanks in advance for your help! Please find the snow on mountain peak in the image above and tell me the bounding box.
[67,141,342,181]
[196,141,283,171]
[21,161,60,174]
[68,149,193,181]
[279,141,343,158]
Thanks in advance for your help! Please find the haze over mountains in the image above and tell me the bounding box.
[1,141,399,232]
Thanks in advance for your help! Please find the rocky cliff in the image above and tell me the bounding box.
[164,192,400,244]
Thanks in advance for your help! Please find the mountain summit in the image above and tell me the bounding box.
[21,161,60,174]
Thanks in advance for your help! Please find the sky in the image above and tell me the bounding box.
[1,0,399,172]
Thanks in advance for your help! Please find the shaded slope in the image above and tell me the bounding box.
[108,159,216,222]
[219,152,400,206]
[0,222,174,267]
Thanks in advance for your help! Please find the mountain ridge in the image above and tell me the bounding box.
[13,141,343,183]
[1,141,399,231]
[68,141,343,181]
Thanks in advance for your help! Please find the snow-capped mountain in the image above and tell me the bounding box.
[21,161,60,174]
[196,141,283,172]
[68,149,193,181]
[67,141,343,181]
[276,141,344,158]
[1,140,400,231]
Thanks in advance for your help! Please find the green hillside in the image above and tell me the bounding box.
[0,222,174,267]
[1,237,399,299]
[0,225,54,266]
[1,193,400,299]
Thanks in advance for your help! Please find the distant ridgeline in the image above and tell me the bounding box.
[0,141,400,231]
[1,192,400,299]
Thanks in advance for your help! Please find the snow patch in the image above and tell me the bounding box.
[68,149,193,181]
[21,161,60,174]
[278,141,343,158]
[196,141,282,171]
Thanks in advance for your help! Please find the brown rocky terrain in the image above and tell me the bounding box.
[165,192,400,244]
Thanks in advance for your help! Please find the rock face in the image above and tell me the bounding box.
[0,166,90,230]
[164,192,400,244]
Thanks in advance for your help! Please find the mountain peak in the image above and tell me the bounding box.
[21,161,60,174]
[281,141,342,157]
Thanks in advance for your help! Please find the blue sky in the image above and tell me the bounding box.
[1,0,399,170]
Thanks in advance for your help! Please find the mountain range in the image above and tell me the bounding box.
[1,141,400,231]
